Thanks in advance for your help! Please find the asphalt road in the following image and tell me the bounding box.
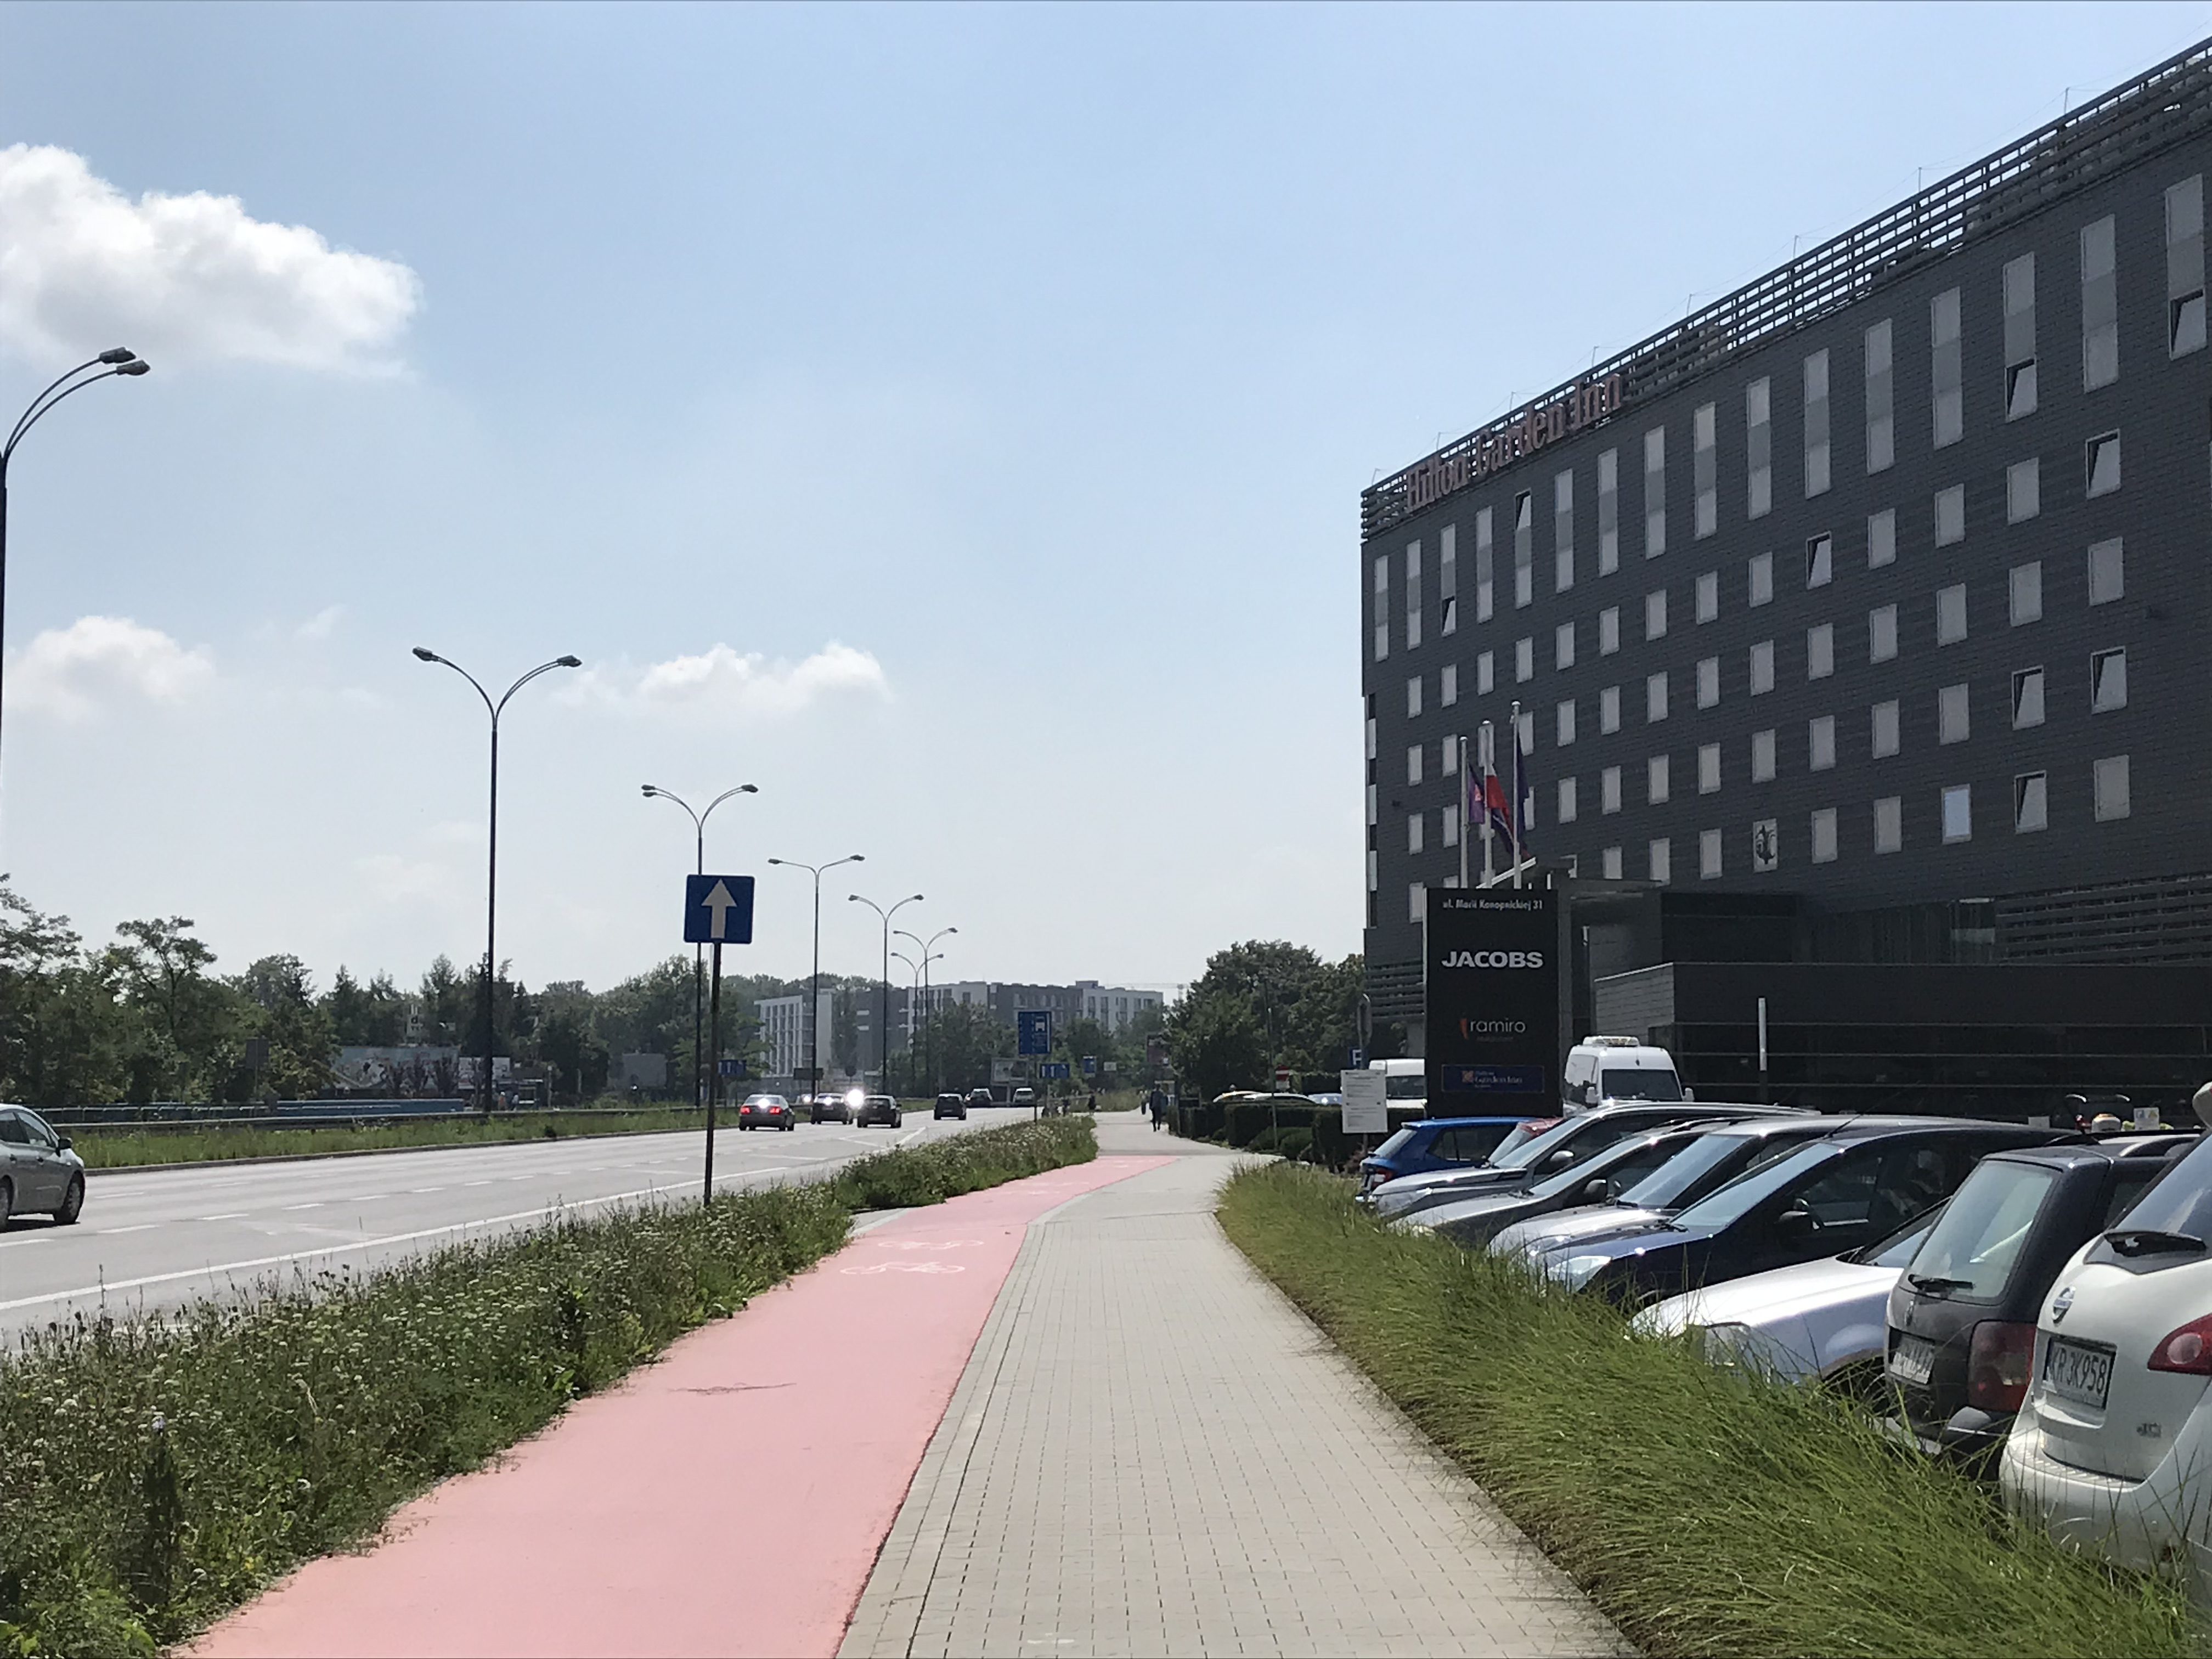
[0,1107,1035,1341]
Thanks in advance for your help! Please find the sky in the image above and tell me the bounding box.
[0,1,2207,998]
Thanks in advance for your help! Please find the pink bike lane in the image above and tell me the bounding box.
[190,1154,1169,1659]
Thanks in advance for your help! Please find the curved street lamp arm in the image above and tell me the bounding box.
[494,655,583,720]
[421,653,496,719]
[644,786,704,831]
[7,356,109,457]
[5,365,128,464]
[704,783,758,820]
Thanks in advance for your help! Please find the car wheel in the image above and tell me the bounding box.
[0,1177,12,1229]
[55,1175,84,1226]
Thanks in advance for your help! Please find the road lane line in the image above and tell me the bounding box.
[464,1180,492,1187]
[99,1223,158,1235]
[199,1212,249,1221]
[283,1202,325,1211]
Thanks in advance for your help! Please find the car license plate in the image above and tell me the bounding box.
[1887,1335,1936,1387]
[2044,1335,2114,1409]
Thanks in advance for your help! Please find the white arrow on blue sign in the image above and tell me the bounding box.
[684,874,757,944]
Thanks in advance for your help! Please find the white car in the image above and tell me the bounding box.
[2001,1127,2212,1594]
[1633,1207,1940,1390]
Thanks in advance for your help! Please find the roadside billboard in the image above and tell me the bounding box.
[1423,886,1568,1116]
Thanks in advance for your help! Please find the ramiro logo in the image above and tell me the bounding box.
[1440,950,1545,969]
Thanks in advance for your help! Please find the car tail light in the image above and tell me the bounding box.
[1966,1321,2036,1413]
[2148,1313,2212,1375]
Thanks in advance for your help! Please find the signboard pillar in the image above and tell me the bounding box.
[1423,883,1565,1119]
[684,873,756,1204]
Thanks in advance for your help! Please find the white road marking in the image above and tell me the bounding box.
[99,1223,157,1235]
[283,1202,324,1211]
[199,1212,248,1221]
[464,1180,492,1187]
[0,1234,49,1245]
[409,1187,443,1195]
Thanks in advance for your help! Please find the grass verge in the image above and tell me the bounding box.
[0,1116,1096,1657]
[1218,1161,2199,1659]
[69,1108,720,1170]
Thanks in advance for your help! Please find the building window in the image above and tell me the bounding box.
[1597,449,1620,574]
[2015,771,2048,834]
[1941,784,1972,843]
[1373,556,1389,661]
[1805,533,1833,589]
[1700,827,1722,878]
[1599,606,1621,655]
[1366,781,1377,827]
[2088,538,2124,606]
[1600,685,1621,733]
[1870,603,1898,663]
[2010,562,2042,626]
[1875,795,1903,853]
[1935,484,1965,546]
[2172,176,2208,355]
[1443,736,1460,776]
[1698,742,1721,793]
[1515,636,1534,682]
[2013,666,2045,729]
[1751,727,1777,782]
[1477,650,1495,695]
[1441,663,1458,707]
[2086,432,2120,498]
[1648,754,1670,804]
[1752,817,1779,872]
[1865,320,1895,472]
[1556,699,1577,746]
[1368,849,1378,894]
[1932,288,1963,448]
[1810,807,1838,864]
[1440,594,1455,636]
[2004,252,2037,418]
[1517,707,1534,755]
[2095,754,2131,821]
[1749,550,1774,607]
[1443,804,1459,847]
[1407,676,1421,718]
[1807,623,1834,680]
[1556,620,1576,670]
[1867,507,1895,569]
[1645,588,1668,640]
[1872,699,1900,759]
[1746,377,1771,520]
[2082,215,2118,390]
[1514,491,1534,607]
[1408,812,1424,854]
[1750,640,1775,696]
[1696,655,1720,708]
[1601,765,1622,815]
[1809,715,1836,771]
[2007,458,2040,522]
[1439,523,1457,636]
[2091,647,2128,713]
[1693,402,1717,538]
[1602,847,1623,880]
[1406,540,1423,649]
[1695,569,1719,623]
[1365,709,1377,761]
[1409,882,1425,923]
[1937,583,1967,646]
[1558,776,1578,823]
[1938,682,1970,745]
[1644,427,1667,557]
[1554,469,1576,592]
[1804,348,1831,496]
[1646,671,1669,723]
[1475,506,1495,623]
[1650,837,1672,884]
[1407,744,1423,785]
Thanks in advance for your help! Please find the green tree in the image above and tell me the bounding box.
[230,954,336,1101]
[1165,989,1267,1103]
[0,887,128,1107]
[917,1002,1008,1092]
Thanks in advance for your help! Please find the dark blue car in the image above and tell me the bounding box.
[1356,1116,1549,1198]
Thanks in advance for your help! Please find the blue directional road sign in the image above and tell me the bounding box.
[1081,1055,1098,1077]
[718,1057,747,1079]
[1017,1010,1051,1056]
[684,874,756,944]
[1041,1061,1072,1080]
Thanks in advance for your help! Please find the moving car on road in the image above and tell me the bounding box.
[1356,1116,1545,1201]
[0,1104,86,1226]
[966,1087,995,1113]
[1012,1086,1037,1110]
[935,1092,969,1120]
[811,1090,857,1125]
[737,1093,795,1131]
[854,1094,904,1128]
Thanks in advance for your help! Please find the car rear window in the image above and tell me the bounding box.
[1614,1131,1757,1210]
[1905,1158,2057,1300]
[1372,1128,1416,1159]
[1600,1067,1684,1103]
[2106,1132,2212,1240]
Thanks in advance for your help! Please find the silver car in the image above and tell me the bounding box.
[0,1104,87,1226]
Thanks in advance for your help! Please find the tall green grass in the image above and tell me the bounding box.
[0,1117,1095,1657]
[1220,1162,2200,1659]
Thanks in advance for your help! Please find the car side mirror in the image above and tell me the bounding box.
[1581,1176,1610,1201]
[57,1137,71,1152]
[1773,1207,1818,1243]
[1546,1148,1578,1170]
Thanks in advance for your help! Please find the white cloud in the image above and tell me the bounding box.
[12,615,214,719]
[573,641,890,720]
[0,145,420,372]
[295,605,344,641]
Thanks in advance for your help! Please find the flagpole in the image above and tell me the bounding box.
[1457,735,1470,890]
[1479,720,1496,887]
[1509,699,1523,889]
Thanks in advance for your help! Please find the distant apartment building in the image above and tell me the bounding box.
[757,990,837,1083]
[907,979,1166,1034]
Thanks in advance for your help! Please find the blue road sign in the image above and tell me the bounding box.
[718,1057,747,1079]
[684,874,756,944]
[1350,1047,1366,1068]
[1041,1060,1071,1080]
[1081,1055,1098,1077]
[1017,1010,1051,1056]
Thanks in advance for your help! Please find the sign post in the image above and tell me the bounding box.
[685,874,757,1204]
[1423,884,1565,1120]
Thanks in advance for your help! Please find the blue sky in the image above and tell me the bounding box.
[0,1,2205,995]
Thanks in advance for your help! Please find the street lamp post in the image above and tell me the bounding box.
[895,926,957,1094]
[893,948,945,1092]
[643,783,759,1113]
[1,348,150,781]
[850,891,923,1096]
[413,648,583,1114]
[766,854,865,1096]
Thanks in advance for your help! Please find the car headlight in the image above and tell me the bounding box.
[1550,1254,1613,1290]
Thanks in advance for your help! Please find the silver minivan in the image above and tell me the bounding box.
[0,1104,87,1225]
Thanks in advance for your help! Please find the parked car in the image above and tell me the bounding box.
[1012,1086,1037,1110]
[1887,1135,2192,1464]
[935,1092,968,1120]
[2002,1126,2212,1589]
[1355,1116,1545,1200]
[1636,1205,1946,1395]
[736,1093,795,1131]
[1425,1116,1831,1251]
[811,1089,857,1125]
[1367,1101,1807,1222]
[854,1094,904,1128]
[1537,1118,2074,1302]
[1560,1035,1685,1111]
[0,1104,86,1226]
[1480,1116,1849,1259]
[966,1087,995,1112]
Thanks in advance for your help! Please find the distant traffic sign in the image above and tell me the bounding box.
[1017,1010,1051,1056]
[718,1057,747,1079]
[684,874,756,944]
[1040,1061,1071,1080]
[1081,1055,1098,1077]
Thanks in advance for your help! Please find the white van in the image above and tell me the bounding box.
[1559,1036,1685,1111]
[1367,1057,1428,1111]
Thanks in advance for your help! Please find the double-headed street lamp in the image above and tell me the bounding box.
[1,348,150,778]
[850,891,923,1096]
[896,925,958,1094]
[413,648,582,1113]
[644,783,760,1111]
[766,854,864,1094]
[893,946,945,1089]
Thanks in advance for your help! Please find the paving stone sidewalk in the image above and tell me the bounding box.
[841,1115,1627,1658]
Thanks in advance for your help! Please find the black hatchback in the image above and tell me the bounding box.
[1883,1133,2193,1463]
